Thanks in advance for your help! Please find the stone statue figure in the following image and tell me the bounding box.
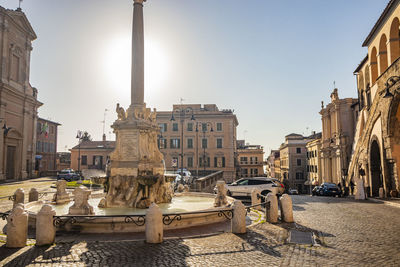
[116,103,126,120]
[150,108,157,122]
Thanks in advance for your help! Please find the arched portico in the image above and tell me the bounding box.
[387,94,400,193]
[369,138,383,197]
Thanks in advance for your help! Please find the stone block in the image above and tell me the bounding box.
[13,188,24,208]
[6,205,28,248]
[266,193,278,224]
[280,194,294,223]
[145,203,163,243]
[251,188,262,211]
[231,200,246,234]
[36,205,56,246]
[29,188,39,202]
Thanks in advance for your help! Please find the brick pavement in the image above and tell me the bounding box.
[0,195,399,266]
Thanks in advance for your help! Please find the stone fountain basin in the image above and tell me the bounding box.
[26,192,234,233]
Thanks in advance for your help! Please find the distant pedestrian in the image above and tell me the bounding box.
[350,180,355,195]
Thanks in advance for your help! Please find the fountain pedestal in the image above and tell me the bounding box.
[99,105,173,209]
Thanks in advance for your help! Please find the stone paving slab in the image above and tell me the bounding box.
[0,195,400,266]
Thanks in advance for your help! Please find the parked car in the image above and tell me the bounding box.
[288,189,299,195]
[318,183,341,197]
[57,169,80,182]
[214,177,284,197]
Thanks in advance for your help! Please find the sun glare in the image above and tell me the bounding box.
[104,35,169,96]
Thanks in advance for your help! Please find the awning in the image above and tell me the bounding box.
[35,155,42,159]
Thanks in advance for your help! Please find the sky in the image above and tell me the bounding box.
[0,0,389,155]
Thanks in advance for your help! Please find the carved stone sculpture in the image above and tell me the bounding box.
[53,180,70,204]
[69,186,94,215]
[214,181,228,207]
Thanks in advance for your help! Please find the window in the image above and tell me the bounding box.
[187,157,193,168]
[240,157,248,163]
[81,155,87,165]
[216,122,222,131]
[222,157,225,168]
[202,123,207,132]
[187,138,193,149]
[11,54,20,82]
[159,123,167,132]
[295,172,304,180]
[241,169,248,176]
[50,126,54,134]
[172,123,178,131]
[158,138,167,149]
[296,148,301,154]
[199,157,210,167]
[37,123,42,134]
[170,138,180,149]
[202,138,207,149]
[37,141,41,152]
[297,159,301,166]
[214,157,218,167]
[217,138,223,149]
[187,123,193,132]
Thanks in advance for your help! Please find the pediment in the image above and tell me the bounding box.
[6,10,37,40]
[6,128,23,140]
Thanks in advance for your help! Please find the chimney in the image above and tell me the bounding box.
[102,134,106,141]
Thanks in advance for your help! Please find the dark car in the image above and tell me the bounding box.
[57,169,80,182]
[319,183,341,197]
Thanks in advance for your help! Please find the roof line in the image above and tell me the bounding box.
[362,0,398,47]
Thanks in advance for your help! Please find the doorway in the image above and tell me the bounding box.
[370,140,382,197]
[6,146,16,180]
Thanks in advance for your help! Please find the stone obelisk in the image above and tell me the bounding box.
[131,0,145,108]
[99,0,173,209]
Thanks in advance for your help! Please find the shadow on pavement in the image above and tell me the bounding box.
[235,229,282,257]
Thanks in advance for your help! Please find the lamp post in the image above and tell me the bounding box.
[382,76,400,98]
[76,130,83,174]
[170,106,195,174]
[195,122,213,176]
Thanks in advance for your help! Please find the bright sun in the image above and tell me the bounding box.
[104,35,169,95]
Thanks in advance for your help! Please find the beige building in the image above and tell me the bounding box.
[320,89,358,185]
[35,118,60,175]
[266,150,279,178]
[156,104,238,182]
[0,7,42,180]
[279,133,312,193]
[70,135,115,172]
[349,0,400,197]
[274,156,281,180]
[237,141,265,178]
[306,134,322,186]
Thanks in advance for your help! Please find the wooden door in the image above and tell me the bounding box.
[6,146,16,180]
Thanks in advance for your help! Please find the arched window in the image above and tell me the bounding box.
[358,71,365,110]
[370,47,378,83]
[379,34,388,74]
[389,17,400,63]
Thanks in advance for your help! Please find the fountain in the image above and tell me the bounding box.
[98,0,173,209]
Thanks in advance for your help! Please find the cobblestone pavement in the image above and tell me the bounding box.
[0,195,400,266]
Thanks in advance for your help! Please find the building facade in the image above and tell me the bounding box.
[156,104,238,182]
[35,118,60,175]
[0,7,42,180]
[279,134,311,193]
[274,155,281,180]
[306,135,322,186]
[70,135,115,172]
[320,89,358,185]
[56,152,70,171]
[349,0,400,197]
[266,150,279,178]
[237,141,265,178]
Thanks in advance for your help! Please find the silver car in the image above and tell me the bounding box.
[217,177,284,197]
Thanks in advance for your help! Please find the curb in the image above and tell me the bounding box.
[368,197,400,208]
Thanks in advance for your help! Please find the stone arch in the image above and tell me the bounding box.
[387,93,400,192]
[389,17,400,63]
[370,47,378,84]
[379,34,388,74]
[369,136,383,197]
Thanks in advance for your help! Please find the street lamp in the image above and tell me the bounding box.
[170,106,195,174]
[76,130,83,174]
[382,76,400,98]
[195,122,213,176]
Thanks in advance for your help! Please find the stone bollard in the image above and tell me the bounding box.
[69,186,94,215]
[53,180,70,204]
[231,200,246,234]
[177,184,185,193]
[266,193,278,224]
[13,188,25,208]
[36,205,56,246]
[355,178,366,200]
[379,187,384,198]
[251,189,262,211]
[6,205,28,248]
[279,194,294,223]
[145,203,163,243]
[29,188,39,202]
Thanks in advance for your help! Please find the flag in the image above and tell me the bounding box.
[41,122,49,138]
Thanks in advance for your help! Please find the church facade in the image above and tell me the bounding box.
[0,7,42,180]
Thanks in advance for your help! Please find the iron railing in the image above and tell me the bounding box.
[53,214,146,227]
[162,208,233,225]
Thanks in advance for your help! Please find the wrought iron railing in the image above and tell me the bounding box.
[162,208,233,225]
[53,214,146,227]
[0,212,9,220]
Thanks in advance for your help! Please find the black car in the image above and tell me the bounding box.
[57,169,80,182]
[312,186,321,196]
[318,183,341,197]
